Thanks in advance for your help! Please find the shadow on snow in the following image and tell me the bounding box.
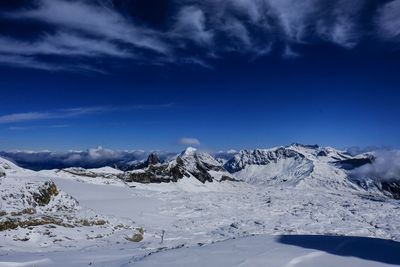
[278,235,400,265]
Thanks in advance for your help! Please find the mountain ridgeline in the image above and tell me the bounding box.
[118,145,400,199]
[1,144,399,200]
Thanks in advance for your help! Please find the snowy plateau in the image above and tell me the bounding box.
[0,144,399,266]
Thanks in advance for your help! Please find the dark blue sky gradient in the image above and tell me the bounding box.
[1,45,399,151]
[0,1,400,151]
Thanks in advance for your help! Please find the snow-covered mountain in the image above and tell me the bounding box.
[221,144,400,199]
[345,151,400,200]
[3,144,397,199]
[223,145,347,186]
[224,146,314,186]
[122,147,235,184]
[1,145,400,266]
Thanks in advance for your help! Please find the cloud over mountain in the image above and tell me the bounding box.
[0,147,148,170]
[350,150,400,182]
[179,137,201,146]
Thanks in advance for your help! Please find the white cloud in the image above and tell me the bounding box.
[0,33,131,58]
[350,150,400,182]
[0,105,173,124]
[220,18,252,48]
[267,0,319,42]
[0,112,53,124]
[316,0,364,48]
[282,45,300,59]
[230,0,264,23]
[0,148,151,170]
[179,137,201,146]
[88,146,118,160]
[0,54,84,72]
[0,0,171,71]
[0,0,397,71]
[174,6,214,46]
[11,0,168,54]
[376,0,400,41]
[178,0,368,52]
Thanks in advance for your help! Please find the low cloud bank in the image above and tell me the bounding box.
[350,150,400,182]
[0,147,175,171]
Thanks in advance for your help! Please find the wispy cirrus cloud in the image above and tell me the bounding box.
[0,0,399,72]
[376,0,400,42]
[173,6,214,47]
[9,0,168,54]
[0,54,94,73]
[175,0,367,54]
[0,33,132,58]
[7,124,71,131]
[0,0,168,72]
[0,104,174,124]
[0,107,104,124]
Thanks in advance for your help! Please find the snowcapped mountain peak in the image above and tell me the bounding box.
[0,156,26,175]
[224,147,305,173]
[181,147,198,156]
[122,148,235,184]
[224,147,313,186]
[290,143,320,150]
[287,144,350,162]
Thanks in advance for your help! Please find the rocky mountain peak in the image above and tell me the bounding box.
[146,153,160,166]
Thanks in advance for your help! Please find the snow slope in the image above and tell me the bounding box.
[224,144,371,193]
[1,146,400,266]
[133,235,400,267]
[2,235,399,267]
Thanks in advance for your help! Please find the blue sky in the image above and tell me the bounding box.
[0,0,400,151]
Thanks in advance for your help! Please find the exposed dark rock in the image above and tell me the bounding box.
[60,168,120,180]
[32,181,59,206]
[121,163,182,184]
[122,153,164,171]
[125,233,144,242]
[291,143,320,149]
[381,181,400,199]
[191,165,213,183]
[121,149,231,184]
[10,208,36,216]
[62,168,97,178]
[0,216,75,231]
[220,175,239,182]
[351,179,400,200]
[75,219,107,227]
[317,150,328,157]
[336,158,373,170]
[147,153,160,166]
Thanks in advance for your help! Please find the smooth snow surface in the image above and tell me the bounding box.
[134,235,400,267]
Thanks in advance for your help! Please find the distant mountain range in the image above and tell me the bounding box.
[1,144,398,200]
[0,148,176,171]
